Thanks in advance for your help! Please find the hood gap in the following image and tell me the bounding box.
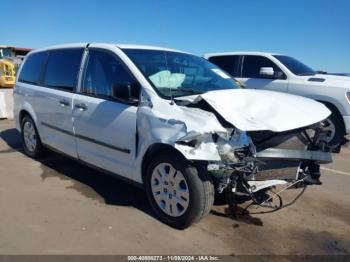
[186,99,234,129]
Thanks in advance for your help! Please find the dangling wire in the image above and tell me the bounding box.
[240,179,308,215]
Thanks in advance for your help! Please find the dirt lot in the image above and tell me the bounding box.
[0,119,349,255]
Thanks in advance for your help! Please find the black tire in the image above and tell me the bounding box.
[145,152,214,229]
[322,108,345,146]
[21,115,45,158]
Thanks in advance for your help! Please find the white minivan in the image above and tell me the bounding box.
[15,43,332,228]
[204,52,350,147]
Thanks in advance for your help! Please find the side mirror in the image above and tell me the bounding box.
[112,82,139,104]
[274,71,284,79]
[259,67,275,78]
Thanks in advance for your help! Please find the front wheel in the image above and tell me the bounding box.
[145,152,214,229]
[321,109,345,146]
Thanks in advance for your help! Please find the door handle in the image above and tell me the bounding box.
[75,103,88,111]
[59,99,70,107]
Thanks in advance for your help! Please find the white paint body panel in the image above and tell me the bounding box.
[34,86,77,158]
[239,77,288,93]
[72,94,138,179]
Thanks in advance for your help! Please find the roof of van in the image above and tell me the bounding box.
[117,44,184,53]
[203,51,282,58]
[30,43,184,53]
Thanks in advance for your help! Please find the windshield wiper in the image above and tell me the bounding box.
[178,88,200,94]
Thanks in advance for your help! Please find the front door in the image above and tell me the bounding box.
[73,48,139,178]
[237,55,289,92]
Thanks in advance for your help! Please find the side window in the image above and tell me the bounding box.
[43,49,84,91]
[81,50,139,99]
[242,55,285,79]
[18,52,47,84]
[208,55,240,77]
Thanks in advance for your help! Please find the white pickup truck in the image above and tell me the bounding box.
[204,52,350,146]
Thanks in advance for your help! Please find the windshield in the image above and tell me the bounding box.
[0,48,12,59]
[274,55,315,76]
[123,49,238,99]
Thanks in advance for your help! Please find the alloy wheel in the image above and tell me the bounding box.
[321,118,336,143]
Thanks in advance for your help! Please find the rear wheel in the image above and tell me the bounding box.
[145,152,214,229]
[21,115,45,158]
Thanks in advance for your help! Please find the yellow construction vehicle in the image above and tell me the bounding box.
[0,45,32,88]
[0,46,16,88]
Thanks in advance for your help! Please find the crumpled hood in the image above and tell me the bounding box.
[194,89,331,132]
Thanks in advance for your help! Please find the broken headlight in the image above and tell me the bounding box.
[216,129,256,164]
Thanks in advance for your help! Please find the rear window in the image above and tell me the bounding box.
[43,49,84,91]
[18,52,47,84]
[208,55,241,77]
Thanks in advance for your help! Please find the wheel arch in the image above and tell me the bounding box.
[141,143,189,184]
[317,100,346,133]
[19,109,31,123]
[18,103,39,128]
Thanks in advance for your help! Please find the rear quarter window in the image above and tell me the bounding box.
[18,52,48,85]
[43,49,84,91]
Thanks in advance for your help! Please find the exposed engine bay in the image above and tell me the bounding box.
[162,89,334,214]
[208,125,331,214]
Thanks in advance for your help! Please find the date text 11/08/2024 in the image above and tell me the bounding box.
[127,256,220,261]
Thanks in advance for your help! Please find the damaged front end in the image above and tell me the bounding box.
[175,121,332,215]
[170,89,334,214]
